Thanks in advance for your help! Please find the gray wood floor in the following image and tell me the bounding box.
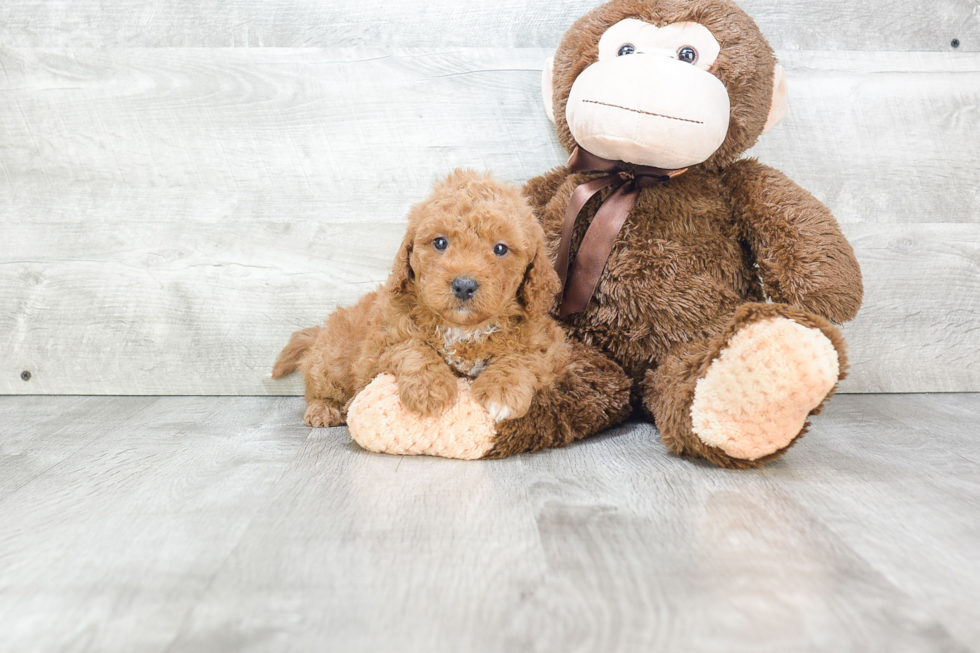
[1,395,979,652]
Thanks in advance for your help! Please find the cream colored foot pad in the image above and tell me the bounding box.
[691,318,839,461]
[346,374,497,460]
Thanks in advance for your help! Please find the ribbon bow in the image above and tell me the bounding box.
[554,147,688,317]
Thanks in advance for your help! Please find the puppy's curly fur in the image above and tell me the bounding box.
[273,170,570,428]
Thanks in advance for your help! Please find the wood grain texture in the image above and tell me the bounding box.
[0,397,308,653]
[770,393,980,650]
[748,52,980,228]
[0,0,977,51]
[0,47,557,196]
[2,219,976,395]
[2,49,975,224]
[1,395,978,651]
[838,223,980,393]
[1,47,977,394]
[0,396,141,497]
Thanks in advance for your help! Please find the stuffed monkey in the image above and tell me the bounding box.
[525,0,863,468]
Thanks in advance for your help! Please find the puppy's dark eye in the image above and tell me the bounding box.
[433,237,448,251]
[493,243,509,257]
[677,46,698,64]
[618,44,636,56]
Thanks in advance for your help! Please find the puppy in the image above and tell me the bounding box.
[273,170,569,428]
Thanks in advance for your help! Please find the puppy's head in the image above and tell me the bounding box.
[389,170,560,327]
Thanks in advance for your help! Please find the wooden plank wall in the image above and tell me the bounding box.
[1,1,978,395]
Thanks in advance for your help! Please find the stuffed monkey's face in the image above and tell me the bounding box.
[566,20,730,169]
[543,4,787,170]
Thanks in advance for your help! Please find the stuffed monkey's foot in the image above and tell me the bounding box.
[304,399,345,428]
[690,317,839,461]
[345,341,631,460]
[346,374,497,460]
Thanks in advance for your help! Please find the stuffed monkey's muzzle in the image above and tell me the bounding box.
[565,54,731,169]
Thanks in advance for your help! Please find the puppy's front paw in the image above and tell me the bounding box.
[472,376,534,423]
[398,369,459,416]
[484,402,515,422]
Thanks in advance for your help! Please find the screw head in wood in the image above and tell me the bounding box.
[21,370,32,381]
[951,39,961,48]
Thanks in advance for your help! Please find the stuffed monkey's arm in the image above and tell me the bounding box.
[377,339,458,416]
[523,166,570,219]
[723,159,863,323]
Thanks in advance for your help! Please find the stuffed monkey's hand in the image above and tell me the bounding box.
[471,367,536,423]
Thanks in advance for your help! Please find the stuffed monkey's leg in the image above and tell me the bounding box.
[485,340,632,458]
[641,303,848,469]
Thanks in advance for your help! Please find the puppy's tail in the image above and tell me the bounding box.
[272,327,321,379]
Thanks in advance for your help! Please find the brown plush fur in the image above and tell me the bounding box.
[274,170,632,454]
[642,302,849,469]
[525,0,864,467]
[487,339,632,458]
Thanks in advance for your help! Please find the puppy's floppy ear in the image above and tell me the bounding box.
[518,221,562,317]
[387,229,416,297]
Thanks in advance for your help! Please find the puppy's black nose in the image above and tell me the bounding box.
[451,276,479,301]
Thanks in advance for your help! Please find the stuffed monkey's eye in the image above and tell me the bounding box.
[618,44,636,56]
[493,243,509,257]
[433,237,448,251]
[677,46,699,64]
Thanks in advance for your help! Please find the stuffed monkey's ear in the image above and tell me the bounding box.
[519,223,561,317]
[762,63,788,134]
[541,56,556,124]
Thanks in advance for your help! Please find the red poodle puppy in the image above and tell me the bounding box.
[273,170,570,430]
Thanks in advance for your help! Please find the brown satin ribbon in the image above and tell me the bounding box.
[554,147,689,317]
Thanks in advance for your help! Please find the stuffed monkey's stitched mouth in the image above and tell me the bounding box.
[582,99,704,125]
